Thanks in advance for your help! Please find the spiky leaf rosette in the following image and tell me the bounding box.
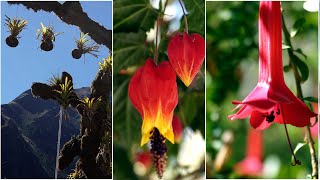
[99,56,112,73]
[4,15,27,37]
[75,32,100,58]
[36,22,62,42]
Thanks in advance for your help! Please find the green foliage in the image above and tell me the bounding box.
[4,15,27,37]
[301,97,318,103]
[114,31,151,73]
[206,2,259,105]
[282,44,291,50]
[182,0,205,36]
[113,0,159,32]
[291,54,309,82]
[292,142,307,165]
[290,17,306,38]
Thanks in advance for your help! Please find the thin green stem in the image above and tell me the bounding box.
[153,0,169,65]
[282,12,318,178]
[178,0,188,33]
[281,106,301,166]
[154,17,160,65]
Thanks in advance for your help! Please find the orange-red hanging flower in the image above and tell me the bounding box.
[128,58,178,146]
[229,1,316,129]
[234,128,263,177]
[168,32,205,87]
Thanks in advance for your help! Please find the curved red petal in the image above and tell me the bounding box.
[250,110,272,130]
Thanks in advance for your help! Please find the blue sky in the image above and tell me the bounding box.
[1,1,112,104]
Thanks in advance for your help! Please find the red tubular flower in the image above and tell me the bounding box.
[128,58,178,146]
[229,1,317,129]
[167,32,205,87]
[172,115,183,143]
[234,128,263,177]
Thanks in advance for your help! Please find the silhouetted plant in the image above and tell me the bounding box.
[31,72,79,179]
[58,58,112,178]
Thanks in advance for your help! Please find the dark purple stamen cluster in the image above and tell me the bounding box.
[150,128,167,179]
[264,108,281,123]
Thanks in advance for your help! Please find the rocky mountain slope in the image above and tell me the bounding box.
[1,87,89,178]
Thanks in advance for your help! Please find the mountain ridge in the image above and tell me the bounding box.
[1,87,90,178]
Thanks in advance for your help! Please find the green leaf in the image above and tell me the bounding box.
[178,91,205,133]
[182,0,205,36]
[291,142,307,165]
[290,18,306,38]
[294,48,307,60]
[291,55,309,82]
[282,44,291,50]
[114,31,151,73]
[114,145,138,180]
[283,65,291,72]
[113,0,159,32]
[113,77,141,148]
[301,97,318,103]
[306,174,313,179]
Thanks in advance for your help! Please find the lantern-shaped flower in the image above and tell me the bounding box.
[168,32,205,87]
[229,1,317,130]
[234,128,263,177]
[128,58,178,146]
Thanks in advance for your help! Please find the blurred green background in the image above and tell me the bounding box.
[113,0,205,179]
[206,1,318,179]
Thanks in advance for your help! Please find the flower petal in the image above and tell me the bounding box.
[250,110,272,130]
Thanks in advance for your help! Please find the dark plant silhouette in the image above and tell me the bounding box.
[31,72,79,178]
[31,60,112,178]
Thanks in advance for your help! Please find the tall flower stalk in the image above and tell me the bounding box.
[53,76,74,178]
[229,1,317,166]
